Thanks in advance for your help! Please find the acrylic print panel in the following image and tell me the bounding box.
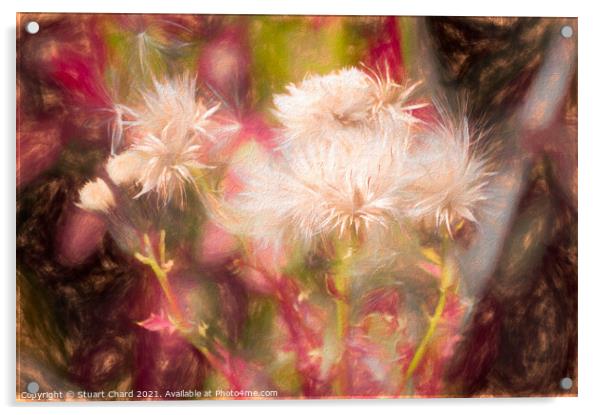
[16,13,577,401]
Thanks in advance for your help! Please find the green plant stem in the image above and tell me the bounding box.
[335,278,349,342]
[135,232,186,328]
[402,236,453,393]
[333,238,357,395]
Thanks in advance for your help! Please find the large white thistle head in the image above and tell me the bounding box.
[232,132,412,247]
[130,130,214,204]
[273,67,422,149]
[106,74,239,206]
[403,116,494,235]
[129,74,222,141]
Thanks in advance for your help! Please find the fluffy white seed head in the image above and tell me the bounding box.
[131,74,222,141]
[365,68,426,129]
[273,67,423,148]
[105,150,146,186]
[109,74,240,206]
[77,178,116,214]
[233,132,412,247]
[273,68,371,143]
[403,117,493,235]
[129,128,214,206]
[108,131,213,207]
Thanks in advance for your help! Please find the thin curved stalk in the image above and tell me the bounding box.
[401,236,453,393]
[134,231,186,328]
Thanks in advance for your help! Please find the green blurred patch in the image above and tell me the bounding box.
[240,297,276,357]
[249,16,367,111]
[268,351,301,394]
[100,19,202,102]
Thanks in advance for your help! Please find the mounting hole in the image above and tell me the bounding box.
[25,21,39,34]
[27,381,40,394]
[561,25,573,39]
[560,377,573,390]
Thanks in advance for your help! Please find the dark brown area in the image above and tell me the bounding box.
[431,17,578,396]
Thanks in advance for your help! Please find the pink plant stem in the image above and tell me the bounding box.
[274,277,322,396]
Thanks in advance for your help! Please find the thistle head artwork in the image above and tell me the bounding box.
[17,14,577,401]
